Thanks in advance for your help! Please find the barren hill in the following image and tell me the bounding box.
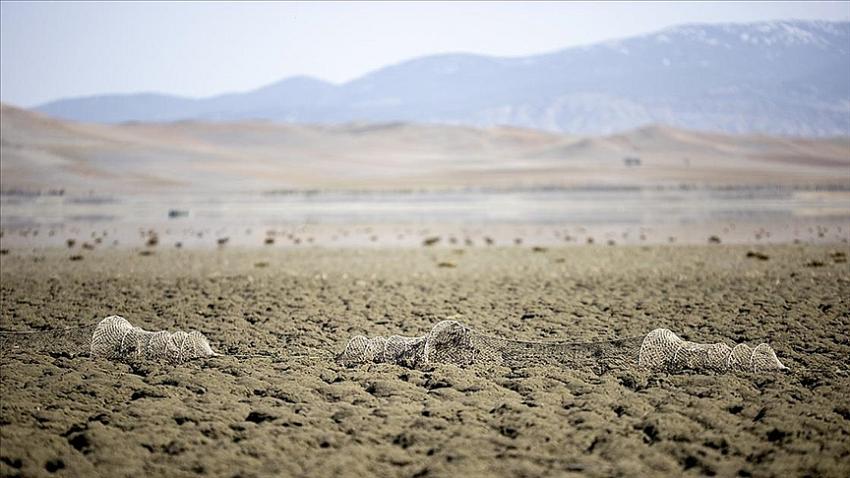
[1,104,848,194]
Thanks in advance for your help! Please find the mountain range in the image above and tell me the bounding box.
[32,20,850,137]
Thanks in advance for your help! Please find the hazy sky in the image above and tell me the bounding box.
[2,1,848,107]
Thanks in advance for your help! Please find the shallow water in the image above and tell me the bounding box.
[1,188,848,248]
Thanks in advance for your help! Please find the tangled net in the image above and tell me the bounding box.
[90,315,217,363]
[2,316,788,374]
[337,320,788,374]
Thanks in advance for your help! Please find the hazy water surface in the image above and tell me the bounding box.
[2,188,848,248]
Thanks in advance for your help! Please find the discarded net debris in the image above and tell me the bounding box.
[337,320,788,374]
[90,315,217,363]
[2,316,788,374]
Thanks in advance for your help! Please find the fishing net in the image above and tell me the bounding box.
[1,316,787,373]
[337,320,788,374]
[89,315,216,363]
[637,328,787,373]
[0,325,93,358]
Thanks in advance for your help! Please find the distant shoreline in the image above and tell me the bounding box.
[3,182,850,198]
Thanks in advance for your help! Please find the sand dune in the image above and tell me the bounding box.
[1,103,848,194]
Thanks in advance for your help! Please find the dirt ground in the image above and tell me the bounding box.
[1,245,849,477]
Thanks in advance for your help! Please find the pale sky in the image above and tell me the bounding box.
[1,1,848,107]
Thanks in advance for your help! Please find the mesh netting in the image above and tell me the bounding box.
[0,325,93,358]
[2,316,787,373]
[337,320,788,374]
[638,328,786,373]
[89,315,217,363]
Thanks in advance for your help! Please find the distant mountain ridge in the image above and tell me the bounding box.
[34,20,850,137]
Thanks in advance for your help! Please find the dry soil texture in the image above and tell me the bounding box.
[1,245,849,477]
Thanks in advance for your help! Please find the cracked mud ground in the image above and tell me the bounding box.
[1,245,848,477]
